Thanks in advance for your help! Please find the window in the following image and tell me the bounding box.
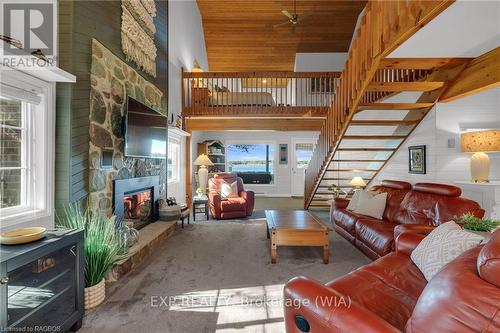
[167,136,180,183]
[0,96,30,210]
[295,143,314,169]
[227,144,275,184]
[0,70,54,228]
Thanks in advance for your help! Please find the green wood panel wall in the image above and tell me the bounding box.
[55,0,168,207]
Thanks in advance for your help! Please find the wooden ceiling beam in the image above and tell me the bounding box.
[379,58,472,70]
[439,47,500,103]
[185,118,324,132]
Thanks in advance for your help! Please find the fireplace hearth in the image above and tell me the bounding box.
[113,176,160,229]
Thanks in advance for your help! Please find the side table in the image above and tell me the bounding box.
[193,196,210,221]
[179,204,190,228]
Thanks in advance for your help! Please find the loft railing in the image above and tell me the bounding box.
[304,0,454,208]
[182,71,341,118]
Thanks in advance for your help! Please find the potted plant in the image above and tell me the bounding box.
[57,204,122,310]
[457,213,500,237]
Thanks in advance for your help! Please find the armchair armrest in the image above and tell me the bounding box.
[332,198,350,210]
[209,191,222,219]
[240,190,255,216]
[284,276,400,333]
[394,224,435,240]
[395,232,426,257]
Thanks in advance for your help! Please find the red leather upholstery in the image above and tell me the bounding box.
[284,229,500,333]
[331,180,485,259]
[208,173,255,219]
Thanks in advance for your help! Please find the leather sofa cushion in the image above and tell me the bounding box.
[220,197,246,212]
[477,229,500,288]
[370,185,410,222]
[327,252,422,331]
[356,219,398,256]
[332,208,362,236]
[406,246,500,333]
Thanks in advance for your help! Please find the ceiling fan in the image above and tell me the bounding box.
[273,0,312,30]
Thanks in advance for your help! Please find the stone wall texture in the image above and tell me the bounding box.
[89,39,166,215]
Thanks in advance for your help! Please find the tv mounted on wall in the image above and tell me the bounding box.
[124,97,167,159]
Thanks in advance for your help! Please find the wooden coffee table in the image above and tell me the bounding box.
[265,210,331,264]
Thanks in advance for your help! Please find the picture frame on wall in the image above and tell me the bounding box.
[408,145,426,174]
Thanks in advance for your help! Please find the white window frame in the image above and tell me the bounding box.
[0,69,55,230]
[226,140,277,186]
[167,134,181,184]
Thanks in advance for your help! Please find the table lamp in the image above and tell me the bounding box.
[350,176,366,189]
[192,60,203,88]
[461,130,500,183]
[194,154,214,192]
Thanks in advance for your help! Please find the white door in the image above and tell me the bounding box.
[291,139,316,197]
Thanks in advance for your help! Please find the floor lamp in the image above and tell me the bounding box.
[194,154,214,194]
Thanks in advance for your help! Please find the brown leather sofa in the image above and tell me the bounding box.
[332,180,485,259]
[284,229,500,333]
[208,173,255,219]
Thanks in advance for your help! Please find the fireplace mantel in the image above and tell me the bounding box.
[113,176,160,224]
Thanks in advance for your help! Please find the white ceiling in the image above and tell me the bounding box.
[389,0,500,58]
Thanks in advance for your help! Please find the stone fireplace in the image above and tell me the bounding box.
[89,39,166,216]
[113,176,160,230]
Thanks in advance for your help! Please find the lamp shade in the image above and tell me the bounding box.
[193,154,214,166]
[350,176,366,187]
[192,60,203,73]
[461,130,500,153]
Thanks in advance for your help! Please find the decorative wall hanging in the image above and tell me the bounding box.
[121,0,157,77]
[408,145,426,174]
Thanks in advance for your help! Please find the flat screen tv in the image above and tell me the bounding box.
[124,97,167,159]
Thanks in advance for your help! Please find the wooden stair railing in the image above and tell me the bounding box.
[304,0,455,209]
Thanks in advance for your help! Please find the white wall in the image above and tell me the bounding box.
[389,0,500,57]
[372,88,500,185]
[294,53,347,72]
[168,0,208,203]
[191,131,319,196]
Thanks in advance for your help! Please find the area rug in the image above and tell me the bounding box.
[80,211,370,333]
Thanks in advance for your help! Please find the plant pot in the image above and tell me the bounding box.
[84,278,105,310]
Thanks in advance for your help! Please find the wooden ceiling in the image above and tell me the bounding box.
[196,0,366,71]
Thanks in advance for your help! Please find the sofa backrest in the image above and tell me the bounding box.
[405,229,500,332]
[208,173,245,193]
[392,183,485,226]
[370,180,412,222]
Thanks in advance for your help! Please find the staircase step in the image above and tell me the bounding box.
[336,148,396,152]
[331,159,386,162]
[326,169,379,172]
[350,120,419,126]
[321,177,371,180]
[343,135,406,140]
[358,103,434,110]
[367,81,445,92]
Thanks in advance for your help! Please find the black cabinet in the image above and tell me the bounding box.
[0,229,84,332]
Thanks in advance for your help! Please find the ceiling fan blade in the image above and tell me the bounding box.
[296,11,313,23]
[281,10,293,19]
[273,20,291,28]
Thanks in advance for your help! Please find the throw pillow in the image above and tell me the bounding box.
[220,181,238,198]
[353,190,387,219]
[411,221,484,281]
[347,189,365,211]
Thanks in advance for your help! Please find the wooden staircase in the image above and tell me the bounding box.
[305,0,467,209]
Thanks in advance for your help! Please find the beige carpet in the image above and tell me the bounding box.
[80,199,369,333]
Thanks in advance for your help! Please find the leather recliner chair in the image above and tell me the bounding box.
[284,228,500,332]
[332,180,485,259]
[208,173,255,219]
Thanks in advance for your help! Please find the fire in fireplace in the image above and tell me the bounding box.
[123,190,152,230]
